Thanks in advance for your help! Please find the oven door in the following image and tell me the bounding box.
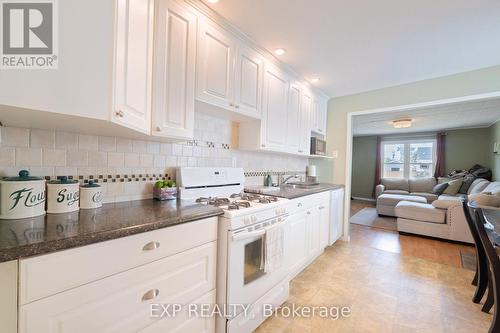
[226,218,288,316]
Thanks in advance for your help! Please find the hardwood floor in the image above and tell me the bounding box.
[349,200,474,268]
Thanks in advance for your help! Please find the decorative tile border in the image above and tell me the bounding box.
[244,171,306,177]
[43,173,172,185]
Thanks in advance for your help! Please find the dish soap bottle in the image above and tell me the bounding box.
[264,171,273,187]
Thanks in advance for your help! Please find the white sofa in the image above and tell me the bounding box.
[394,179,498,243]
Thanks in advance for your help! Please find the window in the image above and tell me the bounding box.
[382,139,436,179]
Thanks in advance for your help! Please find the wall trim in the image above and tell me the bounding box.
[351,196,376,202]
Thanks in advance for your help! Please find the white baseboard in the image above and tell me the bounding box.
[351,196,376,202]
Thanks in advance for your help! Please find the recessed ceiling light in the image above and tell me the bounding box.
[207,0,219,3]
[392,119,413,129]
[274,48,286,56]
[310,78,320,83]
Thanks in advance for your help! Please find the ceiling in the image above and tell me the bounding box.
[202,0,500,98]
[352,97,500,136]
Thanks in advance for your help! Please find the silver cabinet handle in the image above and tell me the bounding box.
[115,110,124,117]
[142,289,160,301]
[229,102,234,107]
[298,150,303,153]
[297,203,302,207]
[307,211,311,215]
[235,104,240,109]
[319,206,325,210]
[143,241,160,251]
[155,126,162,132]
[261,144,266,148]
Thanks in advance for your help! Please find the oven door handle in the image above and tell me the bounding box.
[232,229,266,241]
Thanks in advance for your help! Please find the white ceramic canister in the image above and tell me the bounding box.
[47,177,80,214]
[79,180,103,209]
[0,170,46,219]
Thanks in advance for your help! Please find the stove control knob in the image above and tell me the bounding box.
[251,216,257,223]
[244,217,251,225]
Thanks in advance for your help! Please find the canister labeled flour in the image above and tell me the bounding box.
[47,177,80,214]
[0,170,46,219]
[80,180,103,209]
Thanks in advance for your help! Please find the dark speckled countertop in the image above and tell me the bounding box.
[245,183,344,199]
[0,199,223,263]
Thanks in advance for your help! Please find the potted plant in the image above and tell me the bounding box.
[153,180,177,201]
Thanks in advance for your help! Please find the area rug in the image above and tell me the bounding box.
[349,207,397,231]
[460,250,476,271]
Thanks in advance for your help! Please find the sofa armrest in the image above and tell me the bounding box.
[447,204,473,243]
[432,199,462,210]
[375,184,385,198]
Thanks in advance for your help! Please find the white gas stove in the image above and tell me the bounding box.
[177,167,291,333]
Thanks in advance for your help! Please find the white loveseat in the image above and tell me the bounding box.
[394,179,498,243]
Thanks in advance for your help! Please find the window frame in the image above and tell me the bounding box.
[381,138,437,179]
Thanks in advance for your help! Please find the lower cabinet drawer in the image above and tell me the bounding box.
[19,241,216,333]
[19,217,217,304]
[138,290,215,333]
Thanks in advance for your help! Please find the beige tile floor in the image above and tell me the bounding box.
[254,241,492,333]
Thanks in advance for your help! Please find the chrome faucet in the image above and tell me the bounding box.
[280,173,300,185]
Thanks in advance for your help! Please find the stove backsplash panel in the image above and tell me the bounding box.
[0,114,308,203]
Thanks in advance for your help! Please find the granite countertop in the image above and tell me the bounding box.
[245,183,344,199]
[0,199,223,263]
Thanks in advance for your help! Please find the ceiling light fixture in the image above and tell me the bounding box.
[392,119,413,129]
[310,78,320,83]
[274,48,286,56]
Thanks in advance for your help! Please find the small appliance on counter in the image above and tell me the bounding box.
[0,170,46,219]
[310,137,326,156]
[80,180,103,209]
[47,176,80,214]
[153,179,177,201]
[306,165,318,183]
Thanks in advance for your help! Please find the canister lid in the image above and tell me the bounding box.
[81,180,100,188]
[2,170,43,181]
[48,176,78,184]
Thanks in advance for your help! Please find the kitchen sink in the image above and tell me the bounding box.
[282,182,320,189]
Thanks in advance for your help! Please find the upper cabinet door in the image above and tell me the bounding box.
[196,20,235,109]
[312,94,327,135]
[298,88,312,155]
[286,82,301,152]
[233,44,264,118]
[261,64,289,151]
[113,0,154,134]
[152,0,196,140]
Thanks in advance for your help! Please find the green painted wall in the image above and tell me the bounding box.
[445,128,491,173]
[351,136,377,199]
[351,127,493,199]
[490,120,500,181]
[314,65,500,187]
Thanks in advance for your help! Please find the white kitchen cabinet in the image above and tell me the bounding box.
[306,207,321,259]
[298,87,313,155]
[319,204,330,249]
[312,93,328,135]
[152,0,197,140]
[19,242,216,333]
[286,82,302,153]
[287,211,309,279]
[260,64,290,151]
[196,20,264,119]
[196,20,236,110]
[0,261,17,333]
[233,44,264,118]
[113,0,155,134]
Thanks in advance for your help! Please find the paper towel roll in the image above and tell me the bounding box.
[306,165,316,177]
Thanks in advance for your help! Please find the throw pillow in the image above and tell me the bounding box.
[468,193,500,208]
[443,179,463,195]
[431,183,449,195]
[459,175,476,194]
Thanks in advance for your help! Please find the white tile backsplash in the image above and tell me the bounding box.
[0,114,308,203]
